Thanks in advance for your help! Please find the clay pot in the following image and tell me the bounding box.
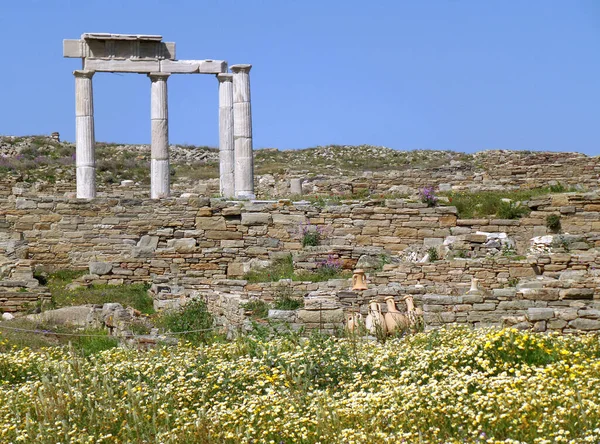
[365,300,386,335]
[383,296,410,333]
[352,269,368,291]
[346,312,363,333]
[468,277,481,294]
[402,295,423,327]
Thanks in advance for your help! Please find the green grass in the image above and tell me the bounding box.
[443,187,563,219]
[244,255,351,283]
[155,299,217,343]
[47,270,155,314]
[0,319,118,355]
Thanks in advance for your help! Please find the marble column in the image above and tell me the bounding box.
[74,70,96,199]
[149,72,170,199]
[230,64,255,199]
[217,73,235,198]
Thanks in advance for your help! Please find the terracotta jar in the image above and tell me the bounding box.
[365,300,385,335]
[383,296,410,333]
[352,269,368,291]
[402,295,423,327]
[346,312,363,333]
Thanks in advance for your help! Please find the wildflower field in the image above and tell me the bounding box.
[0,327,599,443]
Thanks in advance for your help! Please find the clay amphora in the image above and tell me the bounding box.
[365,300,386,335]
[346,312,363,333]
[383,296,410,333]
[468,277,481,294]
[402,295,423,327]
[352,269,368,291]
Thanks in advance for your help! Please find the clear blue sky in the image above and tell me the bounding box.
[1,0,599,154]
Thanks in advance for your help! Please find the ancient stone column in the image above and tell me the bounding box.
[217,73,235,198]
[149,73,170,199]
[74,70,96,199]
[230,64,255,199]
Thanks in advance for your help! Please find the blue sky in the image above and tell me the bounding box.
[1,0,599,154]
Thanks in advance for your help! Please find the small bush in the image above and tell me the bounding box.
[427,247,439,262]
[302,230,321,247]
[496,201,530,219]
[420,186,438,207]
[273,286,303,310]
[549,182,566,193]
[546,214,561,232]
[245,254,294,283]
[313,255,343,280]
[242,300,269,320]
[156,299,214,343]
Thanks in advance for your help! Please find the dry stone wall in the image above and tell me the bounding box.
[2,192,600,330]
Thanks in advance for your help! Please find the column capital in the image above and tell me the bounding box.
[230,64,252,74]
[217,73,233,82]
[148,72,170,81]
[73,70,95,78]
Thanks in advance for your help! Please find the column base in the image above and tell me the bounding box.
[234,191,256,200]
[151,159,170,199]
[76,166,96,199]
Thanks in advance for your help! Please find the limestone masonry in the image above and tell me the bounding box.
[1,183,600,334]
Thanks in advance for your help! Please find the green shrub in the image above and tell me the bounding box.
[242,300,269,320]
[273,287,303,310]
[427,247,439,262]
[546,214,561,232]
[245,255,294,283]
[496,201,530,219]
[156,299,214,343]
[302,230,321,247]
[549,182,566,193]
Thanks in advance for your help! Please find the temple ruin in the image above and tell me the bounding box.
[63,33,255,199]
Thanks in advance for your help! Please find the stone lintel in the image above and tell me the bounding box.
[160,59,228,74]
[81,33,163,41]
[64,39,84,57]
[64,38,176,60]
[83,58,160,73]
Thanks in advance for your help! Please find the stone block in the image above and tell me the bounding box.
[166,238,197,252]
[15,198,37,209]
[241,213,272,226]
[423,238,443,247]
[440,312,456,322]
[509,267,535,278]
[497,300,534,310]
[456,219,489,226]
[473,303,496,311]
[272,214,306,225]
[423,295,461,305]
[527,307,554,321]
[132,235,159,258]
[205,230,243,240]
[560,288,594,300]
[547,319,567,329]
[569,318,600,331]
[532,321,547,332]
[298,308,344,324]
[466,234,487,243]
[520,288,559,301]
[89,261,112,276]
[196,217,227,230]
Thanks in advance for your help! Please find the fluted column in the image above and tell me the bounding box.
[149,73,170,199]
[230,64,255,199]
[74,70,96,199]
[217,73,235,198]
